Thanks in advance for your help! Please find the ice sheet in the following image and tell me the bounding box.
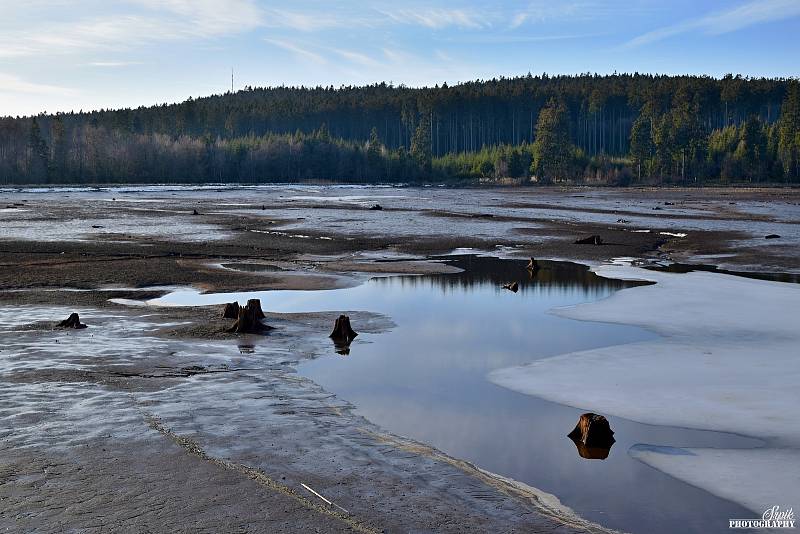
[629,446,800,515]
[489,263,800,512]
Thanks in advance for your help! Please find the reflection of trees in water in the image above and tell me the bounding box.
[371,255,646,296]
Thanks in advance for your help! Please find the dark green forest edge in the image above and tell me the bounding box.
[1,74,799,185]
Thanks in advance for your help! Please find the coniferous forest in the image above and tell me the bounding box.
[1,73,799,185]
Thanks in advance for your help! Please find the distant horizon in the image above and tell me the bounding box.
[4,70,798,120]
[2,0,799,117]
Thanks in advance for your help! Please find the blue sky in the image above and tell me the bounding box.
[1,0,799,117]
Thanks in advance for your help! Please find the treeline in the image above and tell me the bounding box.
[0,74,798,184]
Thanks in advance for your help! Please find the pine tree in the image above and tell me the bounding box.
[630,113,653,181]
[28,118,49,182]
[531,98,571,183]
[778,84,800,180]
[410,118,431,173]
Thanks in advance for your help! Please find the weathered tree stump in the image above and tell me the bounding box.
[574,235,603,245]
[57,313,87,329]
[526,257,539,271]
[228,299,270,334]
[502,281,519,293]
[567,413,615,447]
[330,315,358,349]
[222,302,240,319]
[246,299,265,319]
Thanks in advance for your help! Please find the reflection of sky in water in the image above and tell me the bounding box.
[155,256,759,534]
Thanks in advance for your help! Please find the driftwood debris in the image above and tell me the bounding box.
[222,302,240,319]
[330,315,358,353]
[574,235,603,245]
[57,313,87,329]
[228,299,270,334]
[502,281,519,293]
[301,483,349,514]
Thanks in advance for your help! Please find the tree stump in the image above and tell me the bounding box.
[222,302,240,319]
[246,299,266,319]
[57,313,87,329]
[567,413,615,447]
[526,257,539,271]
[330,315,358,351]
[574,235,603,245]
[502,281,519,293]
[228,299,270,334]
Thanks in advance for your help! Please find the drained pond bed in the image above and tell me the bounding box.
[150,255,764,534]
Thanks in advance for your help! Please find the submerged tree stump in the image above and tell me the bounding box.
[222,302,240,319]
[502,281,519,293]
[567,413,615,447]
[228,299,270,334]
[574,235,603,245]
[330,315,358,349]
[57,313,87,329]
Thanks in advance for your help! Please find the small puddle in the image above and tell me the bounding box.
[151,255,760,534]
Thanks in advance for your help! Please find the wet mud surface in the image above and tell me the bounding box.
[1,185,798,533]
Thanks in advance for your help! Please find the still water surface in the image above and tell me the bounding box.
[158,256,759,534]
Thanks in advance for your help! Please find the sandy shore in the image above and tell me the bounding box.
[1,185,798,532]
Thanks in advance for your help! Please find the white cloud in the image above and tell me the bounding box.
[130,0,264,36]
[262,8,351,31]
[332,48,381,67]
[264,38,326,64]
[628,0,800,47]
[381,8,486,29]
[0,0,264,58]
[86,61,143,68]
[0,73,77,96]
[510,2,588,28]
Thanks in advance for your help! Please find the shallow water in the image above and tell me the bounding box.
[153,255,760,534]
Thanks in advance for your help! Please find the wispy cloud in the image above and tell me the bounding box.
[509,2,589,29]
[86,61,144,68]
[264,38,326,64]
[0,73,77,96]
[261,8,355,31]
[0,0,264,58]
[627,0,800,47]
[332,48,381,67]
[440,32,610,44]
[380,8,486,29]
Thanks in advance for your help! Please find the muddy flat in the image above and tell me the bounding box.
[1,185,798,533]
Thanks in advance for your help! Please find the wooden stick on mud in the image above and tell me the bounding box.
[301,483,349,514]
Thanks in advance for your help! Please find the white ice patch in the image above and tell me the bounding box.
[659,231,688,238]
[488,264,800,512]
[629,446,800,515]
